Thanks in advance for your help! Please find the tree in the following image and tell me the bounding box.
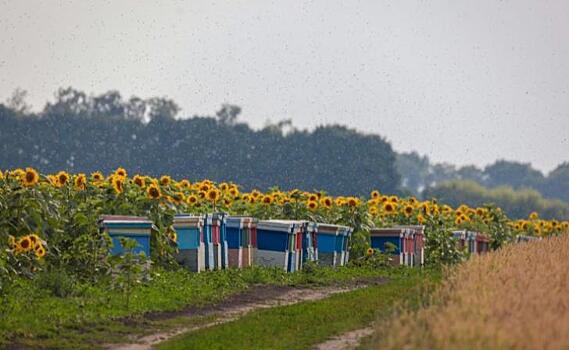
[215,104,241,125]
[5,88,31,114]
[146,97,179,122]
[483,160,544,189]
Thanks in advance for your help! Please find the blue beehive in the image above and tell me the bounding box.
[256,220,303,272]
[226,216,258,268]
[173,214,205,272]
[370,227,415,266]
[99,215,153,257]
[317,223,353,267]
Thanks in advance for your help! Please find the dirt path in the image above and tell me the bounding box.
[312,327,374,350]
[107,278,386,350]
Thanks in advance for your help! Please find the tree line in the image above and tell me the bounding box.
[1,87,567,219]
[0,88,400,196]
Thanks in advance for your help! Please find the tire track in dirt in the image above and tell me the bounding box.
[312,327,374,350]
[107,278,386,350]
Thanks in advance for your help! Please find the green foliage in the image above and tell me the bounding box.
[110,238,151,311]
[156,270,435,350]
[0,265,388,347]
[424,180,569,220]
[0,91,401,196]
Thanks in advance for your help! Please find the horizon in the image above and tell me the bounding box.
[1,0,568,172]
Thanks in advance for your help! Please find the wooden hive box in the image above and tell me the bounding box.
[173,214,205,272]
[99,215,153,257]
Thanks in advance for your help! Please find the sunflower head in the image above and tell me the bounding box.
[206,189,220,202]
[111,176,124,194]
[187,195,198,205]
[366,247,374,256]
[229,187,239,197]
[261,195,272,205]
[56,171,69,187]
[147,184,161,200]
[160,175,172,186]
[529,211,539,220]
[132,175,145,187]
[114,167,128,178]
[347,197,358,207]
[74,173,87,190]
[383,202,395,213]
[178,179,191,189]
[368,206,379,216]
[168,230,178,243]
[21,167,40,187]
[307,200,318,211]
[19,236,32,252]
[417,214,425,225]
[35,246,46,258]
[320,197,333,208]
[370,190,380,199]
[404,205,414,216]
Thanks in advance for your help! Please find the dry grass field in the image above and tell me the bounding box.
[371,233,569,350]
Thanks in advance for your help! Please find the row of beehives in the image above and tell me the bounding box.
[98,214,352,272]
[99,215,524,271]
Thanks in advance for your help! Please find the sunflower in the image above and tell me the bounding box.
[21,167,40,187]
[383,202,395,213]
[320,197,333,208]
[529,211,539,220]
[307,200,318,210]
[370,190,380,199]
[19,236,33,252]
[35,246,46,258]
[389,195,398,203]
[229,187,239,197]
[417,214,425,225]
[160,175,172,186]
[198,190,207,199]
[476,207,485,216]
[408,197,417,205]
[366,247,374,256]
[168,231,178,242]
[56,171,69,187]
[178,179,191,189]
[133,175,145,187]
[187,194,198,205]
[111,176,124,194]
[403,205,414,216]
[91,171,104,183]
[28,233,39,246]
[199,183,210,192]
[335,197,346,206]
[206,189,220,202]
[308,194,318,202]
[0,170,4,180]
[114,167,128,178]
[262,196,272,205]
[347,197,358,207]
[455,216,463,225]
[368,206,379,216]
[74,173,87,190]
[147,184,161,199]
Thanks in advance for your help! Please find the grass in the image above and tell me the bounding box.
[156,269,438,350]
[369,234,569,350]
[0,265,389,349]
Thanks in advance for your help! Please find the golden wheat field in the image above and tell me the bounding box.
[372,234,569,350]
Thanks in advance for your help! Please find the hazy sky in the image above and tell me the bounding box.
[1,0,568,173]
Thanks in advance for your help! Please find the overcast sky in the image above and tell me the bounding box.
[1,0,568,173]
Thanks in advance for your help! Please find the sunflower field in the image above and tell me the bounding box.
[1,167,568,287]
